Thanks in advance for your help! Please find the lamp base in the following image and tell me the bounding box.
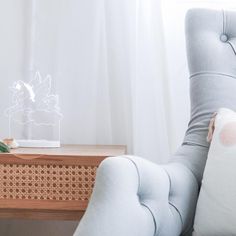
[16,139,60,148]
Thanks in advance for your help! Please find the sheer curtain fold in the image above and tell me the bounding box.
[97,0,171,162]
[134,0,171,162]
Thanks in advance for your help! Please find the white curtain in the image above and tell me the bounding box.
[0,0,171,164]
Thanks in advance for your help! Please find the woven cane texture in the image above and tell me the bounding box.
[0,163,97,201]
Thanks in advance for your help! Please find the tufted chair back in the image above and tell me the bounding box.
[173,8,236,183]
[168,8,236,235]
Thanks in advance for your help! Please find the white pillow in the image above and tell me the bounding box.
[193,108,236,236]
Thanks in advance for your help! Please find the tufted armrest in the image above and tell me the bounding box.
[74,154,199,236]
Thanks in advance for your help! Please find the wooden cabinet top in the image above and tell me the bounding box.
[9,144,127,157]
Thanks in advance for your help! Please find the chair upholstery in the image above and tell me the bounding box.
[74,8,236,236]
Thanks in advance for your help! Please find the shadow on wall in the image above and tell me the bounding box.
[0,220,78,236]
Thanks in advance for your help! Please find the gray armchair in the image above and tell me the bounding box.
[74,8,236,236]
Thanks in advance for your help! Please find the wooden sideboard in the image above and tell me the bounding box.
[0,145,126,221]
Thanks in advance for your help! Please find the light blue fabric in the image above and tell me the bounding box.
[74,8,236,236]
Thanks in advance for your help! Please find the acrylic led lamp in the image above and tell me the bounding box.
[5,71,62,148]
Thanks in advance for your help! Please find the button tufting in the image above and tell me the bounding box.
[220,34,228,42]
[137,193,142,203]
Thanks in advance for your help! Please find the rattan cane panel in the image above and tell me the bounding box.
[0,164,97,201]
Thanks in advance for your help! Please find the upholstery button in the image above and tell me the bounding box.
[220,34,228,42]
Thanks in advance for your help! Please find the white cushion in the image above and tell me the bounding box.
[193,108,236,236]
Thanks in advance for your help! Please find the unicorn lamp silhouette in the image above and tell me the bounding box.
[5,71,63,148]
